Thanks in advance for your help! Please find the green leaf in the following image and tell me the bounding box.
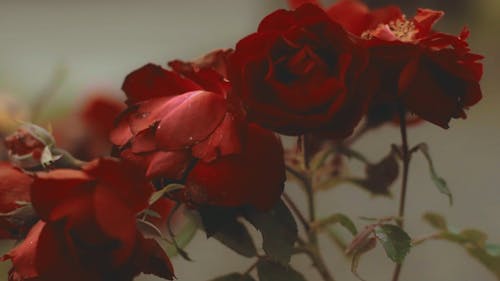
[137,219,163,238]
[208,273,256,281]
[198,206,256,257]
[164,210,199,257]
[423,213,500,279]
[486,244,500,257]
[212,220,257,258]
[422,212,448,230]
[315,213,357,235]
[19,122,55,146]
[374,224,412,263]
[149,184,184,205]
[244,200,298,264]
[417,143,453,205]
[257,260,306,281]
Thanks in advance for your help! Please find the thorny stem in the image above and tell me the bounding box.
[301,134,336,281]
[283,192,310,233]
[392,107,411,281]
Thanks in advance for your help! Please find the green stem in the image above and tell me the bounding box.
[391,107,411,281]
[301,134,335,281]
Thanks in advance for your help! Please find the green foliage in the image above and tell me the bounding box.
[198,206,256,257]
[415,143,453,205]
[164,211,199,257]
[315,213,358,235]
[423,212,500,279]
[244,200,298,264]
[148,184,184,205]
[212,220,257,258]
[422,212,448,230]
[374,224,412,263]
[257,260,306,281]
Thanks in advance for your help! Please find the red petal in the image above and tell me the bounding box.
[31,169,92,221]
[326,0,370,35]
[145,150,192,180]
[0,163,32,213]
[191,113,244,162]
[122,64,202,104]
[93,183,137,266]
[155,91,227,150]
[413,9,444,36]
[2,221,45,279]
[83,158,152,213]
[287,0,321,9]
[186,124,285,210]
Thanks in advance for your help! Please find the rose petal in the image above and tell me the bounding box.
[145,150,192,180]
[123,64,201,104]
[155,91,227,150]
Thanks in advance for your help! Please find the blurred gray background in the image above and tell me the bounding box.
[0,0,499,280]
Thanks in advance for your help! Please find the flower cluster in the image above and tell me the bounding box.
[0,1,483,281]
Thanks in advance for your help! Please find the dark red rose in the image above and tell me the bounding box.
[111,63,245,180]
[291,1,482,128]
[181,123,285,210]
[169,48,233,80]
[288,0,402,37]
[0,162,33,239]
[111,59,285,210]
[229,4,371,136]
[2,158,174,281]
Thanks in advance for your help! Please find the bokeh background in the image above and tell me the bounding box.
[0,0,499,280]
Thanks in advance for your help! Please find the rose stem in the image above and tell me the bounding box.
[391,107,411,281]
[302,134,336,281]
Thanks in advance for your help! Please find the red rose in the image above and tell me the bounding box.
[2,158,174,281]
[111,58,285,210]
[361,9,483,128]
[229,4,371,136]
[304,0,483,128]
[111,63,244,180]
[182,123,285,210]
[0,162,33,239]
[288,0,402,37]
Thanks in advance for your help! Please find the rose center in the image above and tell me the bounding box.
[362,17,417,42]
[274,46,327,84]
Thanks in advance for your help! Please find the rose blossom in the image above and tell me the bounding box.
[2,158,174,281]
[289,0,483,128]
[229,4,372,136]
[111,56,285,210]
